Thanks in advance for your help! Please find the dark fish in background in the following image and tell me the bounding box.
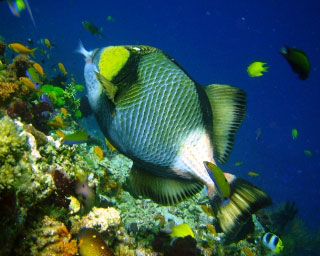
[280,45,310,80]
[78,43,272,238]
[82,21,103,37]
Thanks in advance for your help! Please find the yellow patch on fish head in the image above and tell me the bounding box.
[98,46,130,81]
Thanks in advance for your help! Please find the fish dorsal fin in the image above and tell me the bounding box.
[94,71,118,103]
[130,167,203,205]
[204,84,246,163]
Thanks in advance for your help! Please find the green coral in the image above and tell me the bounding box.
[40,84,66,106]
[75,109,82,118]
[63,83,81,118]
[0,60,6,81]
[0,116,28,189]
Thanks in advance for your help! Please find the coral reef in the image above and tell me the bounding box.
[0,60,7,82]
[1,41,318,256]
[41,84,66,106]
[7,101,53,133]
[0,116,54,255]
[80,207,121,232]
[0,81,19,105]
[17,216,78,256]
[7,54,33,82]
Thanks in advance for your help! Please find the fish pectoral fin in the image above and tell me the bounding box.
[204,84,247,163]
[209,177,272,238]
[130,167,203,205]
[94,71,118,103]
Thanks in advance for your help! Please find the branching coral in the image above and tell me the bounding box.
[0,82,19,105]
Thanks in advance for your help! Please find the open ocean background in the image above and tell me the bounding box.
[1,0,319,230]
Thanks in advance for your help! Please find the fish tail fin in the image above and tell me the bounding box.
[76,40,92,61]
[208,176,272,238]
[204,84,246,164]
[30,48,37,58]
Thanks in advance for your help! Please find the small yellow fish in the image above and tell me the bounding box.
[292,129,298,140]
[93,146,104,160]
[201,205,215,217]
[56,130,65,139]
[105,138,116,153]
[235,161,244,166]
[248,171,259,177]
[48,116,64,128]
[58,62,67,75]
[60,107,67,117]
[170,223,194,239]
[44,38,53,48]
[33,63,45,77]
[304,150,312,157]
[20,77,36,91]
[204,161,230,200]
[247,61,268,77]
[242,247,255,256]
[8,43,37,57]
[206,224,217,235]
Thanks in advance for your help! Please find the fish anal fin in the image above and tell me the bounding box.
[204,84,247,163]
[130,167,203,205]
[94,71,118,103]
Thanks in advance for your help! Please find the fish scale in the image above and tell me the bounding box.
[111,52,207,176]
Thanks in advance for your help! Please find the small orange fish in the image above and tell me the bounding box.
[48,116,64,128]
[33,63,45,76]
[56,130,65,139]
[206,224,217,235]
[93,146,104,160]
[20,77,36,91]
[242,247,255,256]
[60,107,67,117]
[248,171,259,177]
[105,138,116,153]
[44,38,53,48]
[8,43,37,57]
[58,62,67,75]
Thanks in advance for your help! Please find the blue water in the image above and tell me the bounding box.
[1,0,319,229]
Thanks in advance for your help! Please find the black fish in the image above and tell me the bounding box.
[280,45,310,80]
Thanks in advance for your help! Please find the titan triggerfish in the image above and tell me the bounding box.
[78,43,272,237]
